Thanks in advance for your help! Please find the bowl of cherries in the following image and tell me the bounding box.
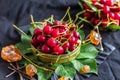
[31,20,81,63]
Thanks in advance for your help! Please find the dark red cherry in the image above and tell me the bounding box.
[47,37,57,47]
[63,42,70,50]
[69,36,76,45]
[105,1,113,6]
[53,20,62,25]
[33,28,42,35]
[83,12,91,19]
[100,0,107,4]
[43,25,52,34]
[37,35,46,43]
[51,29,59,37]
[109,12,115,19]
[41,44,51,53]
[31,38,38,48]
[103,5,110,13]
[69,45,75,51]
[114,12,120,19]
[73,31,80,38]
[94,19,100,25]
[101,19,109,27]
[75,38,80,45]
[53,45,64,55]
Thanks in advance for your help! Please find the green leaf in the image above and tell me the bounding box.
[78,58,98,75]
[55,62,76,80]
[77,43,99,59]
[37,69,53,80]
[71,60,84,72]
[107,25,120,30]
[78,29,85,41]
[29,26,35,36]
[15,34,32,54]
[83,0,97,11]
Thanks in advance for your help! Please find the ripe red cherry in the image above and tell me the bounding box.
[105,1,113,6]
[84,12,91,19]
[69,45,75,51]
[109,12,115,19]
[43,25,52,34]
[63,42,70,50]
[47,37,57,47]
[101,19,109,27]
[69,36,76,45]
[103,5,110,13]
[91,0,97,3]
[61,22,68,28]
[111,7,120,12]
[94,19,100,25]
[73,31,80,38]
[37,35,46,43]
[114,12,120,19]
[53,20,62,25]
[33,28,42,35]
[41,44,51,53]
[31,38,38,48]
[53,45,64,55]
[83,3,90,9]
[51,29,59,37]
[75,38,80,44]
[100,0,107,4]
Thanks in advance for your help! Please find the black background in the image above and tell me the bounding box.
[0,0,120,80]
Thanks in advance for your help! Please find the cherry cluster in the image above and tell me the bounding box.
[83,0,120,28]
[31,20,81,55]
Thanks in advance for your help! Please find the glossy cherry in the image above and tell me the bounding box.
[101,19,109,27]
[114,12,120,19]
[33,28,42,35]
[41,44,51,53]
[69,45,75,51]
[73,31,80,38]
[62,42,70,50]
[103,5,110,13]
[47,37,57,47]
[43,25,52,34]
[109,12,115,19]
[37,35,46,43]
[53,45,64,55]
[53,20,62,25]
[69,36,76,45]
[51,29,59,37]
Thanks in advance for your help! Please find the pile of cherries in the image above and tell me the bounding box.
[31,20,81,55]
[83,0,120,28]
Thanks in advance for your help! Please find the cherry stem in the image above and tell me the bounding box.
[61,7,70,22]
[77,24,84,31]
[78,2,84,10]
[76,10,86,16]
[78,17,92,25]
[74,15,79,23]
[13,24,27,36]
[30,15,37,28]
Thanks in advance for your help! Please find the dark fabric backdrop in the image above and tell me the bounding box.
[0,0,120,80]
